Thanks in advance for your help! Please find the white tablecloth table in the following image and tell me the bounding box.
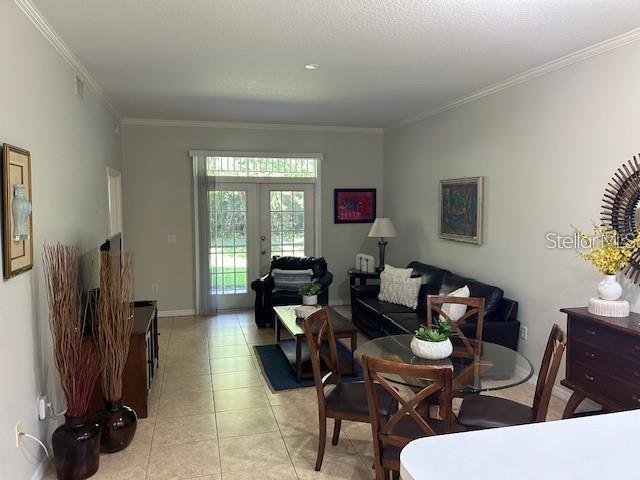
[400,410,640,480]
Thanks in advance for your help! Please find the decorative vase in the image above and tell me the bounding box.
[410,337,453,360]
[51,415,100,480]
[95,399,137,453]
[597,274,622,301]
[302,294,318,306]
[11,184,31,240]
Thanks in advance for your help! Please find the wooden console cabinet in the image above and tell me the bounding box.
[560,307,640,418]
[90,300,159,418]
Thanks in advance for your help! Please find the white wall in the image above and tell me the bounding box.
[384,40,640,375]
[121,124,383,311]
[0,4,121,479]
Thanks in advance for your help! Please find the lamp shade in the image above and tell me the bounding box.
[368,218,397,238]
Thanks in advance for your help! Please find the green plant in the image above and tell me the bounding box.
[414,320,454,343]
[298,282,321,296]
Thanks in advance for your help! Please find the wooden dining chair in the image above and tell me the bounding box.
[362,354,464,480]
[426,295,485,357]
[303,308,396,471]
[457,324,567,429]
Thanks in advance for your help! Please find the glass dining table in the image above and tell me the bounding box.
[354,335,534,394]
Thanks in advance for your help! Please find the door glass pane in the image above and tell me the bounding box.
[270,190,305,258]
[209,190,247,294]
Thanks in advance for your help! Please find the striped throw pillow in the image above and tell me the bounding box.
[272,269,314,291]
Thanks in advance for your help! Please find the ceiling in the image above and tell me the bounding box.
[31,0,640,128]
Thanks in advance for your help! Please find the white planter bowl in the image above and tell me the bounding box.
[302,295,318,306]
[597,274,622,301]
[410,337,453,360]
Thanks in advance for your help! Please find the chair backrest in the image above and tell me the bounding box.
[363,355,453,472]
[303,308,342,412]
[426,295,485,356]
[532,324,566,422]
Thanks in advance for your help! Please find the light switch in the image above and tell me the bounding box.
[168,234,177,244]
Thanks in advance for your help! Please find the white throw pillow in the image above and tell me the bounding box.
[383,264,412,279]
[439,285,470,322]
[378,271,421,309]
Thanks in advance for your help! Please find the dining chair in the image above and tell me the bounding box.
[362,354,464,480]
[303,308,396,471]
[457,323,567,429]
[426,295,485,357]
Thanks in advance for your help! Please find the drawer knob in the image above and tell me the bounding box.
[634,371,640,378]
[585,329,596,336]
[633,395,640,403]
[585,351,596,359]
[584,374,595,381]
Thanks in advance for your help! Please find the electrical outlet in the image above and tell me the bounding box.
[520,326,528,341]
[151,284,159,294]
[15,421,21,448]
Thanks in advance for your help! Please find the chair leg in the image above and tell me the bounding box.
[315,415,327,471]
[331,418,341,445]
[392,470,400,480]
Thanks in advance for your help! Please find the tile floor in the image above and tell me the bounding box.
[45,307,567,480]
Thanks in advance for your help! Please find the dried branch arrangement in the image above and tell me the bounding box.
[44,244,101,418]
[96,251,134,401]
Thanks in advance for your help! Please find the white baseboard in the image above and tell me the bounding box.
[157,309,196,318]
[31,460,48,480]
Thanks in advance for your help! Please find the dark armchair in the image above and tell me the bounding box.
[251,256,333,327]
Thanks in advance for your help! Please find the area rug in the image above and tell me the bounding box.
[254,339,363,391]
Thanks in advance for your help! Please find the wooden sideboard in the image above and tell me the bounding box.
[90,300,159,418]
[560,307,640,418]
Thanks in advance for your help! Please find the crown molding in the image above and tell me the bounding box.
[121,117,383,134]
[386,27,640,132]
[14,0,121,121]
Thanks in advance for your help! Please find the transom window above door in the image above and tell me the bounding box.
[206,156,317,178]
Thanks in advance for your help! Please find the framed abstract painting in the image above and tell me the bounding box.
[439,177,483,244]
[334,188,376,224]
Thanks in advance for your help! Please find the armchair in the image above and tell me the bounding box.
[250,256,333,327]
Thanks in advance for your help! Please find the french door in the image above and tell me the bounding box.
[211,181,315,309]
[259,183,315,275]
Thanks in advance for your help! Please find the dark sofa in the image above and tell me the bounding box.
[351,261,520,350]
[251,256,333,327]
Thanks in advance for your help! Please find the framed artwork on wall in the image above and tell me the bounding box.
[439,176,483,244]
[2,143,33,279]
[334,188,376,224]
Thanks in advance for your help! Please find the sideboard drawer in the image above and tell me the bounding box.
[570,362,640,408]
[571,318,640,362]
[570,341,640,386]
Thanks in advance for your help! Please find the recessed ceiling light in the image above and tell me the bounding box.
[305,64,320,70]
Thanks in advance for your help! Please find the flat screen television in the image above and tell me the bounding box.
[81,233,124,333]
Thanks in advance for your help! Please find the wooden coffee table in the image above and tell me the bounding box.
[273,305,358,382]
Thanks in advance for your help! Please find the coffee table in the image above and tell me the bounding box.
[273,305,358,382]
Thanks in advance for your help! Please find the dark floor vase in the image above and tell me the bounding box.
[97,400,137,453]
[52,416,100,480]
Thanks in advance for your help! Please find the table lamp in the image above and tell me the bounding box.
[368,218,397,271]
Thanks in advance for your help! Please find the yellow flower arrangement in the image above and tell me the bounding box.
[575,225,640,275]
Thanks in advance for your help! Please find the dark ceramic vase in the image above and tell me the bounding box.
[51,415,100,480]
[96,399,137,453]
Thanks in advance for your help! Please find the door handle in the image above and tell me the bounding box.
[261,235,266,241]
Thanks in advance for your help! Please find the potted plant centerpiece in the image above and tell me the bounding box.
[299,282,321,306]
[411,321,454,360]
[576,224,640,316]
